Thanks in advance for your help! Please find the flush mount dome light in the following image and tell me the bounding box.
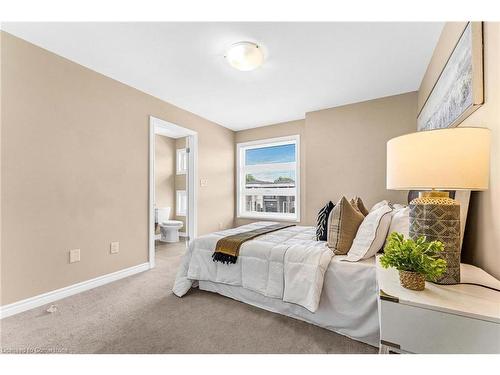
[225,41,264,71]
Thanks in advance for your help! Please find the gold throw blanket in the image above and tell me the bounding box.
[212,223,295,264]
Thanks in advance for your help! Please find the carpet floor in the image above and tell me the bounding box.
[1,241,377,354]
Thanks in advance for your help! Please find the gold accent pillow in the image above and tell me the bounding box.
[350,196,369,216]
[327,196,366,254]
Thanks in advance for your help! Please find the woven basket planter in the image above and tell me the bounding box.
[399,270,425,291]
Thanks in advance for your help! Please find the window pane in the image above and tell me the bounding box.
[238,137,299,220]
[245,195,295,214]
[245,143,295,165]
[245,170,295,189]
[176,149,187,175]
[176,190,187,216]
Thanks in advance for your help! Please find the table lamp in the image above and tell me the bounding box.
[387,127,491,284]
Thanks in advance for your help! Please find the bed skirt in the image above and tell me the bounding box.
[199,274,380,348]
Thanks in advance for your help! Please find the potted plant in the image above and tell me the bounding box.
[380,232,447,291]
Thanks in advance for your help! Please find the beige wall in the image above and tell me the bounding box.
[174,137,187,230]
[155,135,175,209]
[235,93,417,226]
[418,22,500,278]
[0,32,235,305]
[304,92,417,224]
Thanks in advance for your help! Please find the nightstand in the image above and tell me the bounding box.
[376,255,500,354]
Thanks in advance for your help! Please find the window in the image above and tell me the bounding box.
[237,135,299,221]
[176,190,187,216]
[176,148,187,175]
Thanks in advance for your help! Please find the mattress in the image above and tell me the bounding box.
[174,223,334,312]
[199,255,380,347]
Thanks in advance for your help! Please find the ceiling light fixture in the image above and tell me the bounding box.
[225,41,264,71]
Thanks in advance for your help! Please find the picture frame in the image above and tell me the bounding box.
[417,22,484,131]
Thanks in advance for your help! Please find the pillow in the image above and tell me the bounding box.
[392,203,407,210]
[370,200,389,212]
[316,201,334,241]
[327,197,365,254]
[350,196,369,216]
[345,204,393,261]
[387,206,410,239]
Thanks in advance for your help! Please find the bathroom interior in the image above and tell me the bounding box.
[154,133,188,252]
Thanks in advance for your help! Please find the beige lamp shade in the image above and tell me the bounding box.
[387,127,491,190]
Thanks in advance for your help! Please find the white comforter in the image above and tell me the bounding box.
[173,222,333,312]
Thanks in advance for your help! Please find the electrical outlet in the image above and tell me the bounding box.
[200,178,208,187]
[219,222,224,230]
[69,249,80,263]
[110,241,120,254]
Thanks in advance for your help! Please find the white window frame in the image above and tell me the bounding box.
[176,148,187,175]
[236,135,300,222]
[176,190,187,217]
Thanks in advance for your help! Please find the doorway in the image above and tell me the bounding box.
[149,116,198,268]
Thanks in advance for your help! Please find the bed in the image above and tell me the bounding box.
[173,222,380,347]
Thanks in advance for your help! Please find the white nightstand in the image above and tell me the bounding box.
[376,255,500,354]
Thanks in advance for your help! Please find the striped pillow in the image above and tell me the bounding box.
[316,201,334,241]
[327,196,365,254]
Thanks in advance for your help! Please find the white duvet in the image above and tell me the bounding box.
[173,222,333,312]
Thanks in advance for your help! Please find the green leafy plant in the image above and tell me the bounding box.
[380,232,447,281]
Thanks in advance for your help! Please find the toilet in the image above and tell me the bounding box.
[155,207,184,243]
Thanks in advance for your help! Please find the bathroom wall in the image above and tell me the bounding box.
[154,134,176,213]
[174,137,187,232]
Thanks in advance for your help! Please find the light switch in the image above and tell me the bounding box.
[200,178,208,187]
[110,241,120,254]
[69,249,80,263]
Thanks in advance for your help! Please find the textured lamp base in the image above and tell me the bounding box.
[409,191,461,284]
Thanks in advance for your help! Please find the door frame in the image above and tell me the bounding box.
[149,116,198,269]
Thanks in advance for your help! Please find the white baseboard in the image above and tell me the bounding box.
[179,231,188,237]
[0,262,150,319]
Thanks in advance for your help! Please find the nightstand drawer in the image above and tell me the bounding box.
[380,299,500,354]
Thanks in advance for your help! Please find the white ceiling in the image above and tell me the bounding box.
[2,22,443,131]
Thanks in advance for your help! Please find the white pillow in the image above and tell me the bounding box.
[387,206,410,239]
[392,203,407,210]
[345,204,393,261]
[370,200,389,212]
